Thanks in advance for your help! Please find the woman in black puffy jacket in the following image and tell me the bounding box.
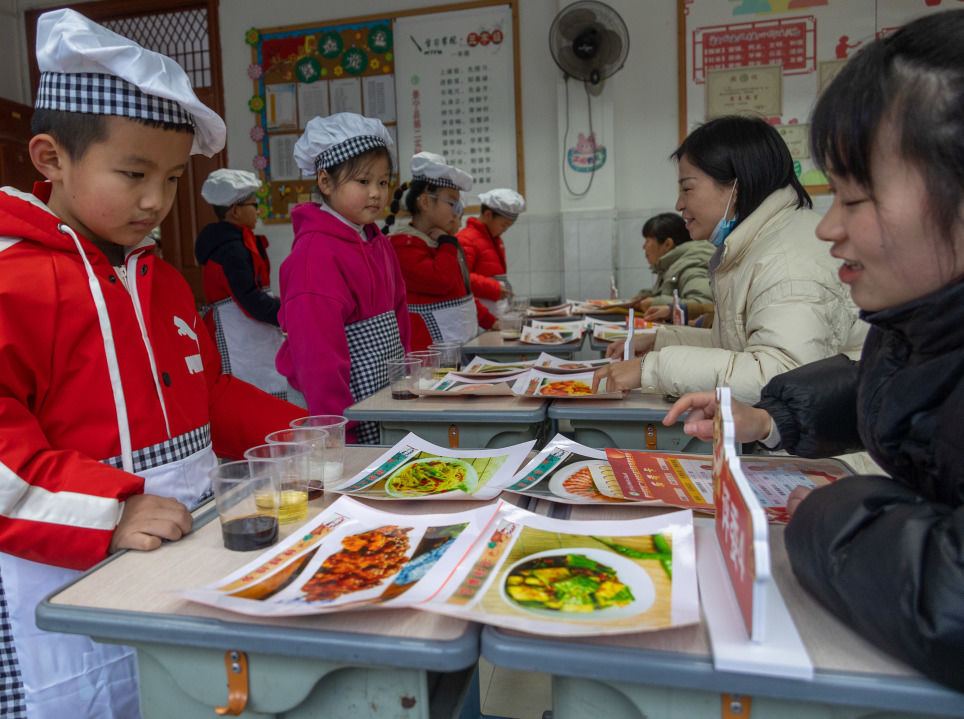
[664,9,964,692]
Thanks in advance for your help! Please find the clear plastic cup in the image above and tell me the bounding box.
[428,341,463,374]
[265,427,328,501]
[289,415,347,492]
[386,357,421,400]
[499,311,524,340]
[243,442,312,524]
[209,459,280,551]
[407,349,441,386]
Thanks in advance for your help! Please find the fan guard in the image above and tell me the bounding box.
[549,1,629,85]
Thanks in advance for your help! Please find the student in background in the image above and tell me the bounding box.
[664,10,964,690]
[277,113,410,444]
[388,152,495,350]
[619,212,714,320]
[595,115,866,403]
[0,10,304,716]
[196,169,293,401]
[457,187,526,311]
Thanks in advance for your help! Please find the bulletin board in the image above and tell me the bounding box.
[245,1,522,223]
[676,0,958,194]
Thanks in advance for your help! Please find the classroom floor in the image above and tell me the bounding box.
[478,658,552,719]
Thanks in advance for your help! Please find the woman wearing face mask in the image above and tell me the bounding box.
[595,116,867,403]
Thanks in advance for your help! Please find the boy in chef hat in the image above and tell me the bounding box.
[457,187,527,310]
[196,169,296,401]
[0,9,304,717]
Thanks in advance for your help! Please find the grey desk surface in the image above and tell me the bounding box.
[344,385,548,423]
[463,331,584,356]
[38,447,479,672]
[548,389,675,421]
[482,506,964,717]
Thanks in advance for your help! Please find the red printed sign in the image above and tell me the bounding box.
[715,456,757,635]
[692,16,816,83]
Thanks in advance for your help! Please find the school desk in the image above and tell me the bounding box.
[481,505,964,719]
[343,384,551,449]
[462,330,584,361]
[37,448,481,719]
[548,390,713,453]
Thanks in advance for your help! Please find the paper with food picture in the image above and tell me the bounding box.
[451,356,535,379]
[180,497,496,617]
[332,432,534,500]
[592,320,657,343]
[431,503,698,636]
[505,434,652,505]
[510,369,625,399]
[182,497,700,636]
[568,299,628,314]
[416,373,516,396]
[605,449,853,523]
[519,324,582,345]
[526,302,573,317]
[533,352,612,373]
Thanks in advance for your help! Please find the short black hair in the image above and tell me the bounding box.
[642,213,690,246]
[672,115,811,228]
[403,179,441,216]
[811,9,964,245]
[31,109,194,160]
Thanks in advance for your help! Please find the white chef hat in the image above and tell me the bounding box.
[201,169,261,207]
[410,152,473,191]
[293,113,396,176]
[33,8,225,158]
[478,189,526,220]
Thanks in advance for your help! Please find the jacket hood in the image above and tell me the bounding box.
[654,239,716,273]
[0,183,155,263]
[290,201,379,249]
[195,220,243,264]
[717,186,809,271]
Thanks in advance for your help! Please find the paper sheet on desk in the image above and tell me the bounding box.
[179,495,700,636]
[511,369,625,400]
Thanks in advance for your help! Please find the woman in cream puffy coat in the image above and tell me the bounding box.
[599,116,866,403]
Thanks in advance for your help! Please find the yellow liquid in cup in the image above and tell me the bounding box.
[278,490,308,524]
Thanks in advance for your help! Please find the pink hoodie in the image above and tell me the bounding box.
[276,203,410,442]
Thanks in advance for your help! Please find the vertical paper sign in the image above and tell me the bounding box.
[713,388,770,641]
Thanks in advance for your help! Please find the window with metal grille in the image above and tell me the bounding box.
[103,9,211,88]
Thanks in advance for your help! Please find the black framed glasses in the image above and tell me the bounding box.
[426,193,464,215]
[236,201,259,208]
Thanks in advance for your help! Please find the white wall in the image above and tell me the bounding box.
[6,0,685,300]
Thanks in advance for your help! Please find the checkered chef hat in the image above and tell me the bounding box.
[293,113,396,176]
[410,152,473,191]
[201,169,261,206]
[478,189,526,220]
[34,8,225,157]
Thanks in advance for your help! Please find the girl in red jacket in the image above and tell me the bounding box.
[389,152,495,350]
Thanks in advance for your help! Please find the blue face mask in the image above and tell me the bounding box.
[708,181,738,247]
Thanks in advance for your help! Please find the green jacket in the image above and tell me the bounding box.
[639,240,715,306]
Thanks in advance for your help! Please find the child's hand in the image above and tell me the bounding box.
[109,494,193,554]
[644,305,672,322]
[785,486,813,518]
[498,284,512,299]
[591,357,643,393]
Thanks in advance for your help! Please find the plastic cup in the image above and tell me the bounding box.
[510,295,530,313]
[499,311,524,340]
[428,341,463,374]
[289,415,347,492]
[265,427,328,501]
[386,357,421,400]
[243,442,312,524]
[209,459,280,551]
[407,349,441,386]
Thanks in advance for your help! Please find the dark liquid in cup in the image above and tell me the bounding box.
[307,482,324,501]
[222,514,279,550]
[391,390,418,400]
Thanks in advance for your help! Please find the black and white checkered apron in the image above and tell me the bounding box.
[344,310,405,444]
[0,569,26,718]
[408,294,476,344]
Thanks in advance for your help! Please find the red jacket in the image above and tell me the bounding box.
[390,227,496,350]
[0,184,303,570]
[457,217,507,302]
